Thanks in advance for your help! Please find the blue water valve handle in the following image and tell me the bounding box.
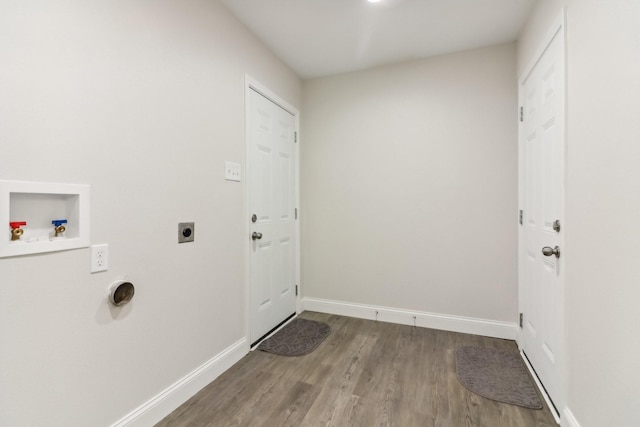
[52,219,68,227]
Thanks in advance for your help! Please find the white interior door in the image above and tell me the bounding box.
[519,24,565,415]
[247,86,297,345]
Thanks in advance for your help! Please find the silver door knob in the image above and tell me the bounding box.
[541,246,560,258]
[252,232,263,240]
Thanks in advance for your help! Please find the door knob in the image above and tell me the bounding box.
[541,246,560,258]
[252,232,263,240]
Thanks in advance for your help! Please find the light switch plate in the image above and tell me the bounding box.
[225,161,241,182]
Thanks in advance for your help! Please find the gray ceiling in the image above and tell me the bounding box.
[221,0,536,79]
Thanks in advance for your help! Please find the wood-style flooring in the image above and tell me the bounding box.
[156,311,557,427]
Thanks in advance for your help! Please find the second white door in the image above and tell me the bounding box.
[519,23,565,415]
[247,86,297,345]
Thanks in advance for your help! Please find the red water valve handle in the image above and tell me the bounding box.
[9,221,27,229]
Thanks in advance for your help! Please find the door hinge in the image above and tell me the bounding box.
[295,208,298,220]
[519,209,523,225]
[519,313,523,328]
[294,131,297,143]
[295,285,299,296]
[520,106,524,122]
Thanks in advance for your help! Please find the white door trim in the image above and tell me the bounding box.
[517,9,566,421]
[244,75,301,346]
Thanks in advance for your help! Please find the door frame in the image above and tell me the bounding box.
[244,75,301,348]
[517,10,566,422]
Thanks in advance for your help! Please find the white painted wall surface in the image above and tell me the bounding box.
[519,1,640,426]
[0,1,300,425]
[564,2,640,426]
[301,44,518,323]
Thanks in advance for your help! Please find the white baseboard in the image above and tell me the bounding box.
[562,407,581,427]
[302,297,518,340]
[110,338,248,427]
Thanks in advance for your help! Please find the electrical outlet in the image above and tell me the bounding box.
[91,244,109,273]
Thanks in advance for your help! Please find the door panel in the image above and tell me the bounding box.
[256,240,272,309]
[520,26,565,414]
[248,87,297,344]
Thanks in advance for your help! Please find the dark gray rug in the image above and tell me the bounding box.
[258,318,331,356]
[456,346,543,409]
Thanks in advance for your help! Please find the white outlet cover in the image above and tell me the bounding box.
[91,243,109,273]
[225,161,241,182]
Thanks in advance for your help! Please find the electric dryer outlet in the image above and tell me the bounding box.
[178,222,195,243]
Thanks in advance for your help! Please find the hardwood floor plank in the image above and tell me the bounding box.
[156,312,558,427]
[261,381,319,427]
[298,321,378,426]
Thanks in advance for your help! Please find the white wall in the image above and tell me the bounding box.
[0,1,300,425]
[301,44,518,323]
[519,1,640,426]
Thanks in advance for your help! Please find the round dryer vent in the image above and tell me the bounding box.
[108,280,135,306]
